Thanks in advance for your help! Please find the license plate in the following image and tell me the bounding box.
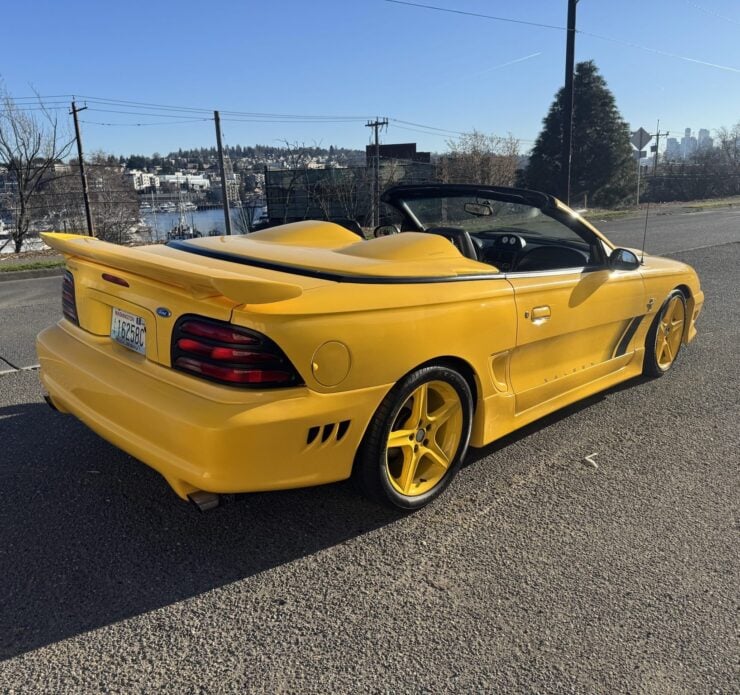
[111,307,146,355]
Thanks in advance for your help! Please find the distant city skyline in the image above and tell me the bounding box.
[663,126,716,160]
[2,0,739,157]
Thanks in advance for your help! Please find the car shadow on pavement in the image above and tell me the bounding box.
[0,401,403,661]
[0,374,651,661]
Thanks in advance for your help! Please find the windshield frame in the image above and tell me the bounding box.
[381,183,612,267]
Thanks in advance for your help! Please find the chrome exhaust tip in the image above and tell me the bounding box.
[188,490,220,512]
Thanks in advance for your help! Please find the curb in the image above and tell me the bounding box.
[0,267,65,282]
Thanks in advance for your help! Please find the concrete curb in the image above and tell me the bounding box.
[0,267,65,282]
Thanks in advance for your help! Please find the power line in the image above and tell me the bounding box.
[80,118,212,127]
[220,117,367,124]
[390,118,467,136]
[578,29,740,74]
[86,107,211,120]
[384,0,740,74]
[388,123,459,139]
[7,94,374,121]
[384,0,565,31]
[388,122,537,144]
[75,96,373,121]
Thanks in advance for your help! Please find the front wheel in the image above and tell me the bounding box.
[354,365,473,510]
[643,290,687,377]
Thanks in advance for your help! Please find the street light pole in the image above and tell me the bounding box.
[561,0,578,205]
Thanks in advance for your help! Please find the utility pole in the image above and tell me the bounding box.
[70,101,94,237]
[639,120,669,264]
[366,117,388,227]
[214,110,232,235]
[561,0,578,205]
[652,120,669,176]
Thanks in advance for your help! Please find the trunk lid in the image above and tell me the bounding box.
[42,233,314,367]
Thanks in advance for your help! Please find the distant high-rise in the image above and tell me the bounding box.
[698,128,713,150]
[665,137,681,160]
[681,128,698,159]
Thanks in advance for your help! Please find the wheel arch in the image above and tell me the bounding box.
[351,355,480,468]
[674,284,693,342]
[411,355,480,412]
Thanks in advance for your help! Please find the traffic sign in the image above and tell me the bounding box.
[631,127,652,150]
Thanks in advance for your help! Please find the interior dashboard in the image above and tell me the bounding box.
[471,230,592,272]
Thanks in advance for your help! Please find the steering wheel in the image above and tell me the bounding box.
[424,226,479,261]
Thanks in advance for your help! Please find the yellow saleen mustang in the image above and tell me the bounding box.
[37,185,703,510]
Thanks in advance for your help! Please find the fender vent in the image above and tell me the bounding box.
[306,420,351,446]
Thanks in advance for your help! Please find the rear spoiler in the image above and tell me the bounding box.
[41,233,303,304]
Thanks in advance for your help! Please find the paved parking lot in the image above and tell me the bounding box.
[0,212,738,693]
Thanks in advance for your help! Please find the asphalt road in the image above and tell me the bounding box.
[0,210,738,693]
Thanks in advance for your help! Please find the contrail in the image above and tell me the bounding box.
[440,52,542,87]
[480,52,542,74]
[386,0,740,75]
[580,30,740,74]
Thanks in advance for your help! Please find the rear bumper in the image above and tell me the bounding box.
[37,321,389,499]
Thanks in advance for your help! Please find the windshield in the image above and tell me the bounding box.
[399,194,586,244]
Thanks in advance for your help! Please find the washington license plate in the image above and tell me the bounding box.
[111,307,146,355]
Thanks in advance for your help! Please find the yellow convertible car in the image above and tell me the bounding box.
[37,185,703,510]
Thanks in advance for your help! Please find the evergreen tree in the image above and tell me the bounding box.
[523,61,636,207]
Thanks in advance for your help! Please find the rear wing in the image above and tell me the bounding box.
[42,233,303,304]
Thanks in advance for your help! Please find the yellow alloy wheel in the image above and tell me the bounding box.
[385,380,463,497]
[655,294,686,371]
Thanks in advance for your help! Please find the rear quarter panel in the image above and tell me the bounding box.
[233,278,517,399]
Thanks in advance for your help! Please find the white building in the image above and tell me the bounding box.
[158,173,210,191]
[125,169,160,191]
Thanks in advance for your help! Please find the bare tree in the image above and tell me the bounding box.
[312,166,374,226]
[271,141,315,223]
[439,130,519,186]
[45,152,139,244]
[717,123,740,195]
[0,88,74,252]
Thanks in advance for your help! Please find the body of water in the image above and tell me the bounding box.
[0,206,267,253]
[141,207,266,242]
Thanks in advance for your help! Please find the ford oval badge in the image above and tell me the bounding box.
[156,307,172,318]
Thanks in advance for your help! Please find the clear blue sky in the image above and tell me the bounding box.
[2,0,738,156]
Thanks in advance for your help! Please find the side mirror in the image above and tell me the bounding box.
[374,224,400,238]
[609,247,640,271]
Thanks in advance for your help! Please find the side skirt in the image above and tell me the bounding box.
[470,349,644,448]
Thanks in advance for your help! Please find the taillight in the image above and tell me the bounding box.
[171,315,303,388]
[62,270,79,325]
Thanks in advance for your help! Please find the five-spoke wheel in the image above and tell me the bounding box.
[354,365,473,510]
[644,290,687,377]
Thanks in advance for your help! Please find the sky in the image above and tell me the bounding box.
[2,0,739,157]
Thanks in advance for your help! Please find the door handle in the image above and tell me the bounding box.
[530,305,551,322]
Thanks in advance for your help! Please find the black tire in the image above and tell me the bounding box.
[643,290,687,377]
[354,365,473,510]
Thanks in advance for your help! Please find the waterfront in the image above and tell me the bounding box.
[0,206,267,253]
[141,207,265,242]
